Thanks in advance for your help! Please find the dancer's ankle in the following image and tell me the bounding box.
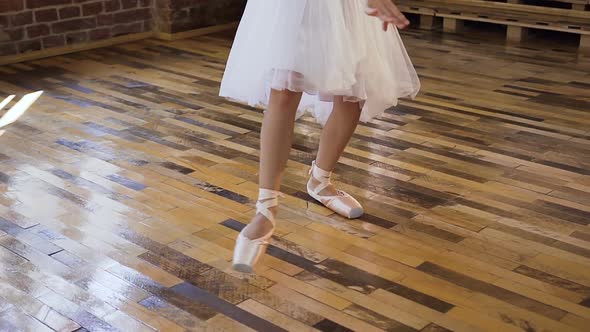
[242,206,277,239]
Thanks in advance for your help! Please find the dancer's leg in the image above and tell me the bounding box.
[311,96,361,196]
[241,89,302,239]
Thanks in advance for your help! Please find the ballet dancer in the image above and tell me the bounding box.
[219,0,420,272]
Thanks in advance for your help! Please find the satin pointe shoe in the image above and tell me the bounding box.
[307,161,364,219]
[233,188,281,273]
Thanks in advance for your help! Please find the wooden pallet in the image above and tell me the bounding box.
[501,0,588,44]
[398,0,590,51]
[489,0,588,11]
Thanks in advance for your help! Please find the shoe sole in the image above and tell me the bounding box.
[233,263,253,273]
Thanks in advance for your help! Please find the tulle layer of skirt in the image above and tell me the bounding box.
[219,0,421,125]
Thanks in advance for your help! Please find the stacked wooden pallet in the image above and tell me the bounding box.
[397,0,590,51]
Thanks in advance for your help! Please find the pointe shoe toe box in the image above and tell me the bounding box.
[348,206,364,219]
[233,263,254,273]
[331,193,364,219]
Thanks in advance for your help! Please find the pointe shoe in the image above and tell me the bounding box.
[307,161,364,219]
[233,188,281,273]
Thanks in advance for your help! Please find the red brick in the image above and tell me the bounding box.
[142,19,151,32]
[82,2,102,16]
[27,0,71,9]
[27,24,50,38]
[52,17,96,33]
[0,1,24,13]
[59,6,81,19]
[35,8,58,22]
[89,27,110,40]
[0,15,9,27]
[97,13,112,25]
[113,8,150,24]
[111,22,141,36]
[3,28,25,41]
[171,9,187,21]
[18,39,42,53]
[170,0,200,10]
[12,11,33,26]
[0,43,18,56]
[66,31,87,44]
[154,0,169,9]
[104,0,120,12]
[121,0,138,9]
[42,35,65,47]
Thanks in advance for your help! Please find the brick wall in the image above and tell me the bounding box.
[0,0,245,59]
[1,0,153,57]
[155,0,246,34]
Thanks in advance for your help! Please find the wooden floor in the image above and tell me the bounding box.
[0,26,589,332]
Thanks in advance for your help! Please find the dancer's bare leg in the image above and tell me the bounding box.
[311,96,361,195]
[241,89,302,239]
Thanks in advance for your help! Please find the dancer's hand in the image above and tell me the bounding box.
[365,0,410,31]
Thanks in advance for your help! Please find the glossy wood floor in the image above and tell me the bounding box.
[0,26,589,332]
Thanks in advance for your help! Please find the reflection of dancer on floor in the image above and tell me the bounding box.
[219,0,420,272]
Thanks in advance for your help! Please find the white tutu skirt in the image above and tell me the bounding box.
[219,0,420,125]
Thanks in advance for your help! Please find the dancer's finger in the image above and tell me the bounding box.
[365,7,380,16]
[384,1,410,26]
